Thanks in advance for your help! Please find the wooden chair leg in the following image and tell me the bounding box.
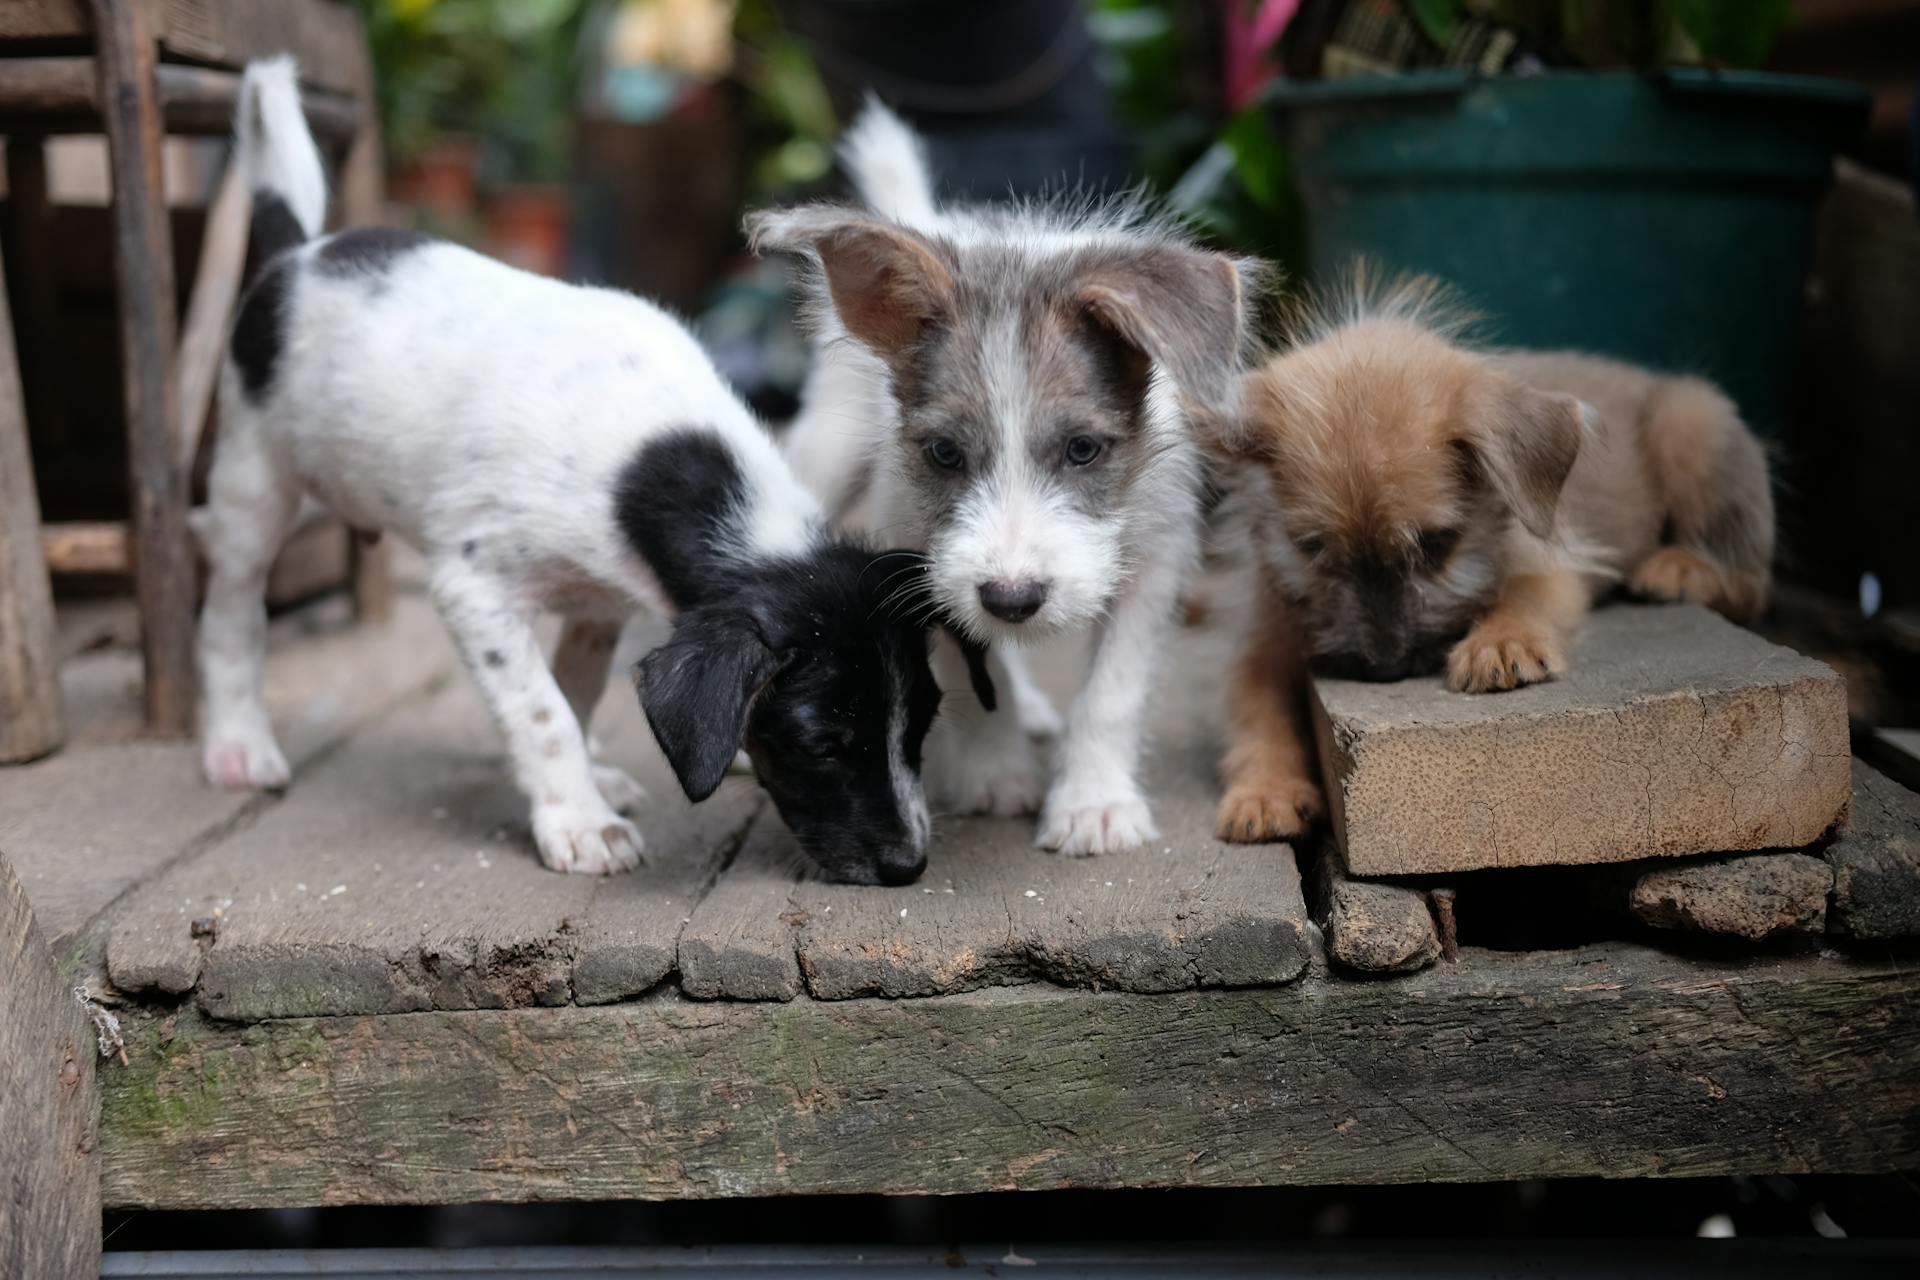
[90,0,197,736]
[340,92,394,623]
[0,240,66,764]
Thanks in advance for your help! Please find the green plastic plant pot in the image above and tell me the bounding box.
[1267,70,1869,433]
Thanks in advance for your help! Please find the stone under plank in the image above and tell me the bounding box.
[1825,760,1920,941]
[1312,604,1852,876]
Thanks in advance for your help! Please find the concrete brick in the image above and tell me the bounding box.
[1311,605,1851,875]
[1629,853,1832,941]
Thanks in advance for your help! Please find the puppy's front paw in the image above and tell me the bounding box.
[203,728,291,791]
[1036,781,1158,855]
[1216,776,1324,843]
[1629,547,1725,608]
[931,743,1045,817]
[531,801,645,875]
[1446,620,1565,693]
[590,761,648,814]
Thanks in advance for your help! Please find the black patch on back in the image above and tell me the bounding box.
[314,227,434,279]
[230,257,294,401]
[247,192,308,272]
[614,429,750,610]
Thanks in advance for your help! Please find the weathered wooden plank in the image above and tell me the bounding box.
[96,943,1920,1210]
[1826,761,1920,941]
[103,653,760,1017]
[0,238,67,762]
[0,57,362,137]
[1,592,455,963]
[678,813,805,1001]
[0,850,101,1277]
[92,0,197,736]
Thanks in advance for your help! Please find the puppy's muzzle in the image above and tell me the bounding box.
[875,845,927,886]
[978,577,1049,623]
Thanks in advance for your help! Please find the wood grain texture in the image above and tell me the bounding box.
[96,943,1920,1210]
[0,238,67,763]
[0,850,101,1277]
[2,593,454,963]
[0,58,361,137]
[91,0,197,736]
[104,662,760,1017]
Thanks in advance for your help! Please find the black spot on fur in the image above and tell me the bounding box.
[462,539,480,559]
[615,429,750,611]
[314,227,433,279]
[247,192,307,273]
[483,650,506,669]
[230,257,294,401]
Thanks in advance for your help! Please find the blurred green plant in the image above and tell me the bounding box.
[733,0,840,201]
[355,0,589,184]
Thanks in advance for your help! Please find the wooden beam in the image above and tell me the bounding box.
[97,943,1920,1209]
[3,135,72,449]
[0,239,67,763]
[92,0,197,736]
[0,850,101,1276]
[0,57,362,137]
[40,520,130,576]
[173,154,247,473]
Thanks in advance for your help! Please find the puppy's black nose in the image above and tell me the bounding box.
[978,578,1048,623]
[876,848,927,886]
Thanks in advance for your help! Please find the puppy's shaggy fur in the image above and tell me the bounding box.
[198,61,943,885]
[1207,273,1775,841]
[754,103,1254,854]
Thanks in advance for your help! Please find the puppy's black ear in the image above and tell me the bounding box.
[747,209,953,365]
[948,628,997,713]
[1070,246,1251,438]
[1465,385,1588,541]
[635,609,781,803]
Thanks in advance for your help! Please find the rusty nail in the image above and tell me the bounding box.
[1429,887,1458,963]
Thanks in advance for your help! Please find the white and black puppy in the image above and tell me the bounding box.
[198,61,942,885]
[754,103,1252,855]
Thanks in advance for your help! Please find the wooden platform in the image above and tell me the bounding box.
[5,576,1919,1211]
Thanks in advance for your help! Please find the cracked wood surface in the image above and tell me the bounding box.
[85,605,1311,1016]
[1312,604,1852,875]
[94,942,1920,1209]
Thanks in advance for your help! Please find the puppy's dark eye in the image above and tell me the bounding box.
[1063,435,1104,467]
[1293,533,1327,559]
[1417,528,1461,568]
[925,438,966,472]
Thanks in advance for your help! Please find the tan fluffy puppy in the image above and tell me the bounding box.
[1206,277,1774,842]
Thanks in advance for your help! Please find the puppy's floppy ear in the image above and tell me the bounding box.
[1069,245,1249,434]
[747,208,953,363]
[1461,384,1587,541]
[635,608,783,802]
[1189,368,1279,462]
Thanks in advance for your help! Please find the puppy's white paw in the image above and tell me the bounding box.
[531,801,645,875]
[590,761,648,814]
[1036,780,1158,856]
[931,743,1045,816]
[203,728,291,791]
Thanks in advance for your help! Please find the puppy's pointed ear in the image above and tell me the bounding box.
[747,208,953,363]
[1462,385,1588,541]
[635,609,782,802]
[1189,369,1278,462]
[1069,246,1250,436]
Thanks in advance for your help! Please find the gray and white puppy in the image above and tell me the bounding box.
[755,103,1253,854]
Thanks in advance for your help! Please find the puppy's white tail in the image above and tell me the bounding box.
[235,56,327,260]
[840,97,938,227]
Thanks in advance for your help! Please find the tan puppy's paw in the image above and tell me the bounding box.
[1629,546,1726,609]
[1216,775,1325,843]
[1447,619,1565,693]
